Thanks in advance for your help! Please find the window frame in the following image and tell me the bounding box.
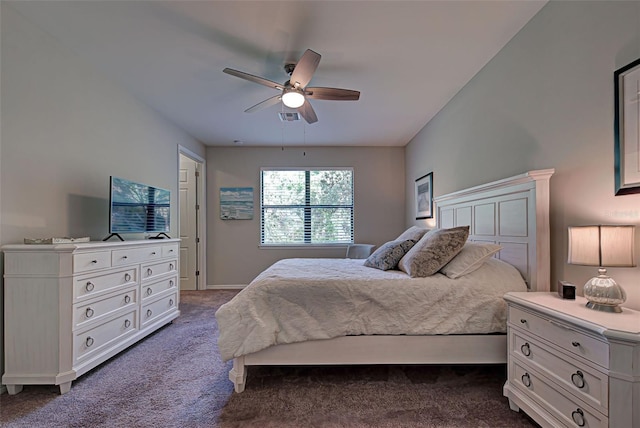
[260,167,354,247]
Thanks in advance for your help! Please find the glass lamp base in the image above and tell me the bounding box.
[584,301,623,313]
[583,268,626,314]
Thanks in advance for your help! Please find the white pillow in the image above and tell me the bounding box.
[440,242,502,279]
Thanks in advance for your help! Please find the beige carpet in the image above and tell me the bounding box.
[1,290,539,428]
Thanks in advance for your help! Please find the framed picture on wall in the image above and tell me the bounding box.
[220,187,254,220]
[415,172,433,219]
[614,58,640,195]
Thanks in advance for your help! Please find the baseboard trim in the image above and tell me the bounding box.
[206,284,246,290]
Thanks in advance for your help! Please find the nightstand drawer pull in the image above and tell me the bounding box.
[572,341,580,347]
[571,371,585,388]
[571,408,585,426]
[520,342,531,357]
[85,307,94,318]
[521,372,531,388]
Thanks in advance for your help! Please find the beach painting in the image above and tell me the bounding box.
[220,187,254,220]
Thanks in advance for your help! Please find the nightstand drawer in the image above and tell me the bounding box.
[509,305,609,368]
[512,361,607,428]
[511,330,608,414]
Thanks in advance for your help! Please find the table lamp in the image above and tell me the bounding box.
[567,225,636,313]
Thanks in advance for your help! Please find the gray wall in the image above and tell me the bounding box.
[1,4,205,387]
[405,1,640,310]
[207,146,405,285]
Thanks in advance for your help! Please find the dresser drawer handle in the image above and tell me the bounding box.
[124,295,131,304]
[571,408,585,427]
[125,273,131,282]
[521,373,531,388]
[91,260,98,264]
[85,282,95,292]
[146,288,153,296]
[122,255,128,260]
[85,307,94,319]
[124,319,131,328]
[170,280,175,287]
[520,319,527,324]
[571,371,585,389]
[168,249,174,253]
[147,268,153,276]
[152,251,157,255]
[572,341,581,348]
[169,263,174,270]
[169,298,174,306]
[520,342,531,357]
[147,309,153,317]
[85,336,94,347]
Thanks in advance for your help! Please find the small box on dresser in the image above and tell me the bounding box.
[503,292,640,428]
[2,239,180,395]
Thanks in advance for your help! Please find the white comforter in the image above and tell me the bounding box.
[215,257,527,361]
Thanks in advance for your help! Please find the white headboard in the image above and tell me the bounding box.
[434,169,554,292]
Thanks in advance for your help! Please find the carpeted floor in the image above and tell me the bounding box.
[1,290,539,427]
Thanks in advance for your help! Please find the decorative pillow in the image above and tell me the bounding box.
[395,226,430,242]
[397,226,470,277]
[364,240,416,271]
[440,242,502,279]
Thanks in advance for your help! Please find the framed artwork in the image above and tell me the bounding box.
[220,187,254,220]
[415,172,433,219]
[614,58,640,195]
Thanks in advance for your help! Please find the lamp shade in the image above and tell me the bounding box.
[567,225,636,267]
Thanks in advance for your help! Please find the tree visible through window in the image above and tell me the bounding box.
[261,168,354,245]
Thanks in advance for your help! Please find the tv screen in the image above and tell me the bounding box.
[109,176,170,234]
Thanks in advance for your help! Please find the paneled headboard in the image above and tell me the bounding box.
[434,169,554,292]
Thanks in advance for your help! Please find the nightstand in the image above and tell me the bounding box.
[503,292,640,428]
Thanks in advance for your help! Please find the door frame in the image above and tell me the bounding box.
[177,145,207,291]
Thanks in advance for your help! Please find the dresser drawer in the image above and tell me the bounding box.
[73,287,138,330]
[74,310,138,364]
[74,268,137,301]
[142,276,178,301]
[141,292,178,327]
[73,251,111,273]
[162,243,179,258]
[511,360,607,428]
[112,246,162,266]
[141,259,177,282]
[509,305,609,368]
[511,330,608,414]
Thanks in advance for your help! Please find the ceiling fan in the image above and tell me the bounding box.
[223,49,360,124]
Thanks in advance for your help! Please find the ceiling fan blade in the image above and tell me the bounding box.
[306,87,360,101]
[223,68,285,91]
[290,49,321,89]
[297,100,318,124]
[244,95,282,113]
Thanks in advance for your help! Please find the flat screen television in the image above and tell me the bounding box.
[107,176,170,240]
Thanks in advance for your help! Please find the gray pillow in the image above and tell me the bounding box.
[395,226,430,242]
[364,239,416,271]
[398,226,470,277]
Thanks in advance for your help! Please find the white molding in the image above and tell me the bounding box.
[208,284,246,290]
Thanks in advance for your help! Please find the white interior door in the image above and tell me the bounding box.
[179,155,199,290]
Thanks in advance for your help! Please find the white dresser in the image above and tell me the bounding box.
[503,292,640,428]
[2,239,180,394]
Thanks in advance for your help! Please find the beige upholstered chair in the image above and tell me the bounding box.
[345,244,376,259]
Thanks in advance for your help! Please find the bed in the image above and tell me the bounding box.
[216,169,554,393]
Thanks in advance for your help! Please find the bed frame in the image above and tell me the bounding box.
[229,169,554,392]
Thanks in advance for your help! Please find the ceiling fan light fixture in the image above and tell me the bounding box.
[281,88,305,108]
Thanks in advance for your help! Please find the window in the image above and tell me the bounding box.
[261,168,354,245]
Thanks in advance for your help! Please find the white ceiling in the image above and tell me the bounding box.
[8,0,547,147]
